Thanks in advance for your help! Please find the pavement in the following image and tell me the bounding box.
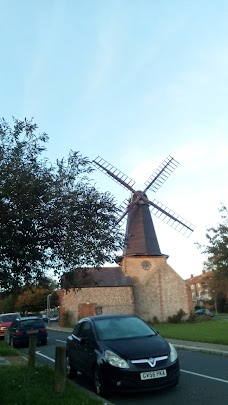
[1,324,228,366]
[168,338,228,356]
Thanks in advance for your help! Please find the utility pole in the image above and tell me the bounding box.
[213,291,218,315]
[47,293,52,326]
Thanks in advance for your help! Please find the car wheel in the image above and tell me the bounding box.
[66,354,77,378]
[93,366,107,397]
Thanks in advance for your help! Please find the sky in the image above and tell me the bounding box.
[0,0,227,280]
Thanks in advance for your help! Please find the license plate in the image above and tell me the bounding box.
[140,369,167,380]
[27,330,38,334]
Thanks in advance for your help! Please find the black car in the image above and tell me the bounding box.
[66,314,180,396]
[7,316,48,347]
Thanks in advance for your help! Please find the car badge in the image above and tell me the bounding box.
[148,357,156,367]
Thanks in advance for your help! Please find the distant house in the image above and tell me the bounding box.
[185,270,213,305]
[59,193,193,325]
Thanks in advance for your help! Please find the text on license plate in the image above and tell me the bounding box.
[27,330,38,334]
[140,369,167,380]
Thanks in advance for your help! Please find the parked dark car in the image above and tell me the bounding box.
[7,316,48,347]
[195,309,214,317]
[66,314,180,396]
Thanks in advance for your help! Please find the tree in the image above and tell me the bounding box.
[0,118,123,291]
[15,287,59,313]
[198,204,228,279]
[197,204,228,312]
[0,293,19,313]
[200,272,228,313]
[32,275,59,290]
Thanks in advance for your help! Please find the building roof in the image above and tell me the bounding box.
[185,271,213,285]
[62,266,133,289]
[123,193,162,256]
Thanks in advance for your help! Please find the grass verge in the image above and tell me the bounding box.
[0,365,103,405]
[152,320,228,345]
[0,340,20,356]
[0,341,102,405]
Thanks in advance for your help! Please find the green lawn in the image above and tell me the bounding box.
[152,320,228,345]
[217,313,228,317]
[0,365,103,405]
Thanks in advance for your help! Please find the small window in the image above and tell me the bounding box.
[19,319,45,328]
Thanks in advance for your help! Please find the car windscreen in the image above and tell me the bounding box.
[18,319,45,329]
[0,314,18,323]
[94,317,156,340]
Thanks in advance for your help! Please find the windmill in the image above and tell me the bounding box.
[93,155,195,259]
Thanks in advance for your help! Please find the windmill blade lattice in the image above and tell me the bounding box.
[118,198,130,215]
[149,199,195,237]
[92,154,195,238]
[93,156,136,193]
[144,155,179,193]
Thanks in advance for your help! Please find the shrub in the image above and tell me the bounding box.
[187,311,198,322]
[148,316,159,325]
[62,310,73,327]
[167,309,186,324]
[152,316,159,324]
[197,314,213,322]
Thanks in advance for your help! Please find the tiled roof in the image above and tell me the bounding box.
[62,266,132,288]
[185,271,213,284]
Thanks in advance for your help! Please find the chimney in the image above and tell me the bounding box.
[202,270,206,274]
[191,274,194,279]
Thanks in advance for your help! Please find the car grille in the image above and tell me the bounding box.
[131,355,168,368]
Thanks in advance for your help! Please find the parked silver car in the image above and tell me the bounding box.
[195,309,214,317]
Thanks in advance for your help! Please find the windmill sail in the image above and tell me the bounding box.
[144,155,179,193]
[93,155,195,243]
[93,156,135,192]
[149,199,195,237]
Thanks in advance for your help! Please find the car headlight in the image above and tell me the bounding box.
[169,343,178,362]
[105,350,129,369]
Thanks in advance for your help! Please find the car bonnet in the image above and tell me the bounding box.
[100,335,170,359]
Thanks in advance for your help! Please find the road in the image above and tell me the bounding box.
[20,329,228,404]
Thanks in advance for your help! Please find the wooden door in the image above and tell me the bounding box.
[78,303,96,320]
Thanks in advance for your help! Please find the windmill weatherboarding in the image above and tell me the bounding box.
[93,156,195,257]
